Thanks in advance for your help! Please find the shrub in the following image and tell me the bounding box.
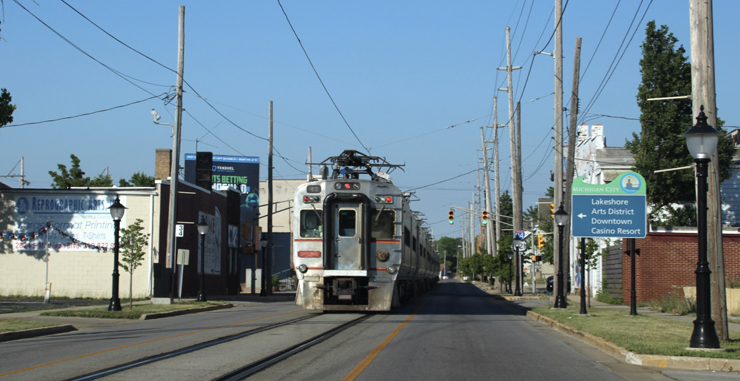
[647,290,696,315]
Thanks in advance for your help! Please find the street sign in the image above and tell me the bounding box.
[514,230,526,240]
[571,171,647,238]
[176,224,184,237]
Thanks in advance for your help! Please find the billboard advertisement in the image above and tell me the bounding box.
[184,154,260,243]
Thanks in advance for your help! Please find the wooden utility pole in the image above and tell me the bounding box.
[564,38,582,271]
[516,101,523,230]
[265,101,275,295]
[497,27,523,233]
[690,0,727,340]
[493,97,502,255]
[166,6,185,301]
[553,0,565,297]
[481,127,493,256]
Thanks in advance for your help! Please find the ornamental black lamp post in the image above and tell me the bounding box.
[554,203,569,309]
[579,238,587,315]
[107,196,125,311]
[684,105,722,349]
[197,216,209,302]
[507,252,513,294]
[512,238,524,296]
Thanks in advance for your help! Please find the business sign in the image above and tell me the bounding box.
[571,171,647,238]
[12,194,125,252]
[184,154,260,247]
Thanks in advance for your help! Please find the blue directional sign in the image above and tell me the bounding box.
[571,172,647,238]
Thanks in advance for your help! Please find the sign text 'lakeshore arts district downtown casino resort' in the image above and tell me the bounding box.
[571,171,647,239]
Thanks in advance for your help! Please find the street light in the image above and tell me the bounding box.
[259,234,268,296]
[554,203,569,309]
[196,216,209,302]
[512,238,525,296]
[683,105,722,349]
[107,196,126,311]
[507,252,513,294]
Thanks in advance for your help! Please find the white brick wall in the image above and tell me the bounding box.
[0,189,157,298]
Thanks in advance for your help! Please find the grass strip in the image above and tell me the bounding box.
[39,301,228,320]
[532,305,740,359]
[0,319,64,333]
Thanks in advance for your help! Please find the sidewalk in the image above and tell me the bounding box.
[495,288,740,374]
[0,292,296,341]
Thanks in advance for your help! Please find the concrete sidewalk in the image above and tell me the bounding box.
[495,288,740,374]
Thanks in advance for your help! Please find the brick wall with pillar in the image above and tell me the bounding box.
[622,230,740,304]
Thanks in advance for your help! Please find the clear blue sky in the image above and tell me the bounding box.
[2,1,739,239]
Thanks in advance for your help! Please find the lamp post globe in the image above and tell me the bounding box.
[197,216,209,302]
[107,196,126,312]
[554,203,568,309]
[683,105,722,349]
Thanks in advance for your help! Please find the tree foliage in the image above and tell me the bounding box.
[435,236,461,274]
[49,154,113,189]
[626,21,734,224]
[0,88,16,127]
[50,154,155,189]
[119,218,150,310]
[119,172,155,187]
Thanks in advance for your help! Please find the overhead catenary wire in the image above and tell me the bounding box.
[276,0,370,154]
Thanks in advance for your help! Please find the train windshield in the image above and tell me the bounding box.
[338,209,356,237]
[371,210,395,239]
[300,210,323,238]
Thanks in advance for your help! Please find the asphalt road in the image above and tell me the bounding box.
[0,281,731,380]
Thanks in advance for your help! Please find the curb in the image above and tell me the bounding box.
[526,310,740,373]
[0,325,76,342]
[139,303,234,320]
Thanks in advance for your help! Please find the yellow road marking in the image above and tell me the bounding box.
[0,309,301,377]
[343,298,429,381]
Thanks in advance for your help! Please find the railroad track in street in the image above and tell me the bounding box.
[68,313,371,381]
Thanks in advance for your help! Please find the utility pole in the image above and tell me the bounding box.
[690,0,727,341]
[166,6,185,301]
[564,38,582,278]
[481,127,493,256]
[516,101,523,231]
[492,97,502,257]
[553,0,565,298]
[265,101,275,295]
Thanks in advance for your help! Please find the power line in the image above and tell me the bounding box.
[276,0,370,153]
[6,93,166,127]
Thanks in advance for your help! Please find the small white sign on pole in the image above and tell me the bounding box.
[176,224,185,237]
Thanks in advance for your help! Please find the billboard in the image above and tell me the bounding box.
[184,154,260,244]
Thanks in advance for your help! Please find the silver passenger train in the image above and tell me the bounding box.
[292,150,439,311]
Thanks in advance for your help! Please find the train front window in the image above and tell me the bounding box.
[338,209,356,237]
[300,210,323,238]
[371,210,395,239]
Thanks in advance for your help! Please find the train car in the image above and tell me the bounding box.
[292,150,439,312]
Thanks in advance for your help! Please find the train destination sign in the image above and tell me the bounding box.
[571,171,647,238]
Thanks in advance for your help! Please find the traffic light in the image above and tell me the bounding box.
[482,210,488,225]
[448,210,454,225]
[550,203,555,219]
[537,234,544,249]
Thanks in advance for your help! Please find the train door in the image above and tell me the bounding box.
[333,203,362,270]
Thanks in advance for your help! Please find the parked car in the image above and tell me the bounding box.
[546,276,571,293]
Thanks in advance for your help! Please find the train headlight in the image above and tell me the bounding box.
[376,249,389,262]
[298,264,308,273]
[386,265,398,275]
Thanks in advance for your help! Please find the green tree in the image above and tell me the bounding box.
[0,88,16,127]
[49,154,113,189]
[119,172,156,187]
[626,21,733,225]
[435,236,461,274]
[119,219,150,310]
